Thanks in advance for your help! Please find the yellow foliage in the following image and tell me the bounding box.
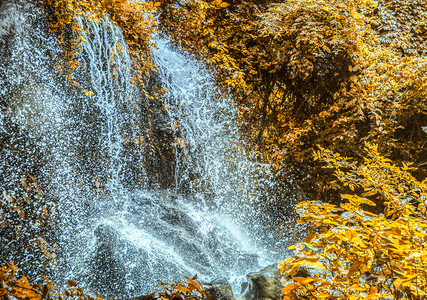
[1,175,57,273]
[157,276,211,300]
[158,0,427,204]
[281,143,427,299]
[0,265,209,300]
[0,263,47,300]
[0,263,106,300]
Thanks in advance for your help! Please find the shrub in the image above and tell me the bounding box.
[280,143,427,299]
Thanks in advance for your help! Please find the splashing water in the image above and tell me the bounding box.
[0,1,280,298]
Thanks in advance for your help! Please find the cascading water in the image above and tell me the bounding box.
[153,39,275,219]
[0,1,281,298]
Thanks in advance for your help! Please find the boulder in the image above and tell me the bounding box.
[241,264,282,300]
[208,279,234,300]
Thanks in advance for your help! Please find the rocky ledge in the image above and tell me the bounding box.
[215,263,282,300]
[134,263,283,300]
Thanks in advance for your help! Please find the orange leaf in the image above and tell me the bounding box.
[67,280,77,287]
[292,277,319,285]
[185,276,202,294]
[282,283,299,293]
[347,260,363,277]
[304,228,316,244]
[176,286,192,294]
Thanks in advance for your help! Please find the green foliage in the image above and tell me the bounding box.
[280,143,427,299]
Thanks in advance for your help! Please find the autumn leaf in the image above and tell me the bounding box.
[282,283,299,293]
[176,286,192,293]
[292,277,320,285]
[185,276,203,294]
[84,90,94,96]
[347,260,363,277]
[67,280,77,287]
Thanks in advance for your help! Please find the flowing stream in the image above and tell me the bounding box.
[0,1,281,298]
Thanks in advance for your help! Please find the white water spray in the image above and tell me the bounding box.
[0,2,279,297]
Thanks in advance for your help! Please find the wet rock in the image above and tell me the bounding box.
[88,225,127,296]
[236,253,259,271]
[208,279,234,300]
[241,264,282,300]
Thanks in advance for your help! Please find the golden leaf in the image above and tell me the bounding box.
[300,261,327,270]
[347,260,363,277]
[304,228,316,244]
[282,283,299,293]
[361,189,377,197]
[185,276,202,294]
[292,277,319,285]
[176,286,192,293]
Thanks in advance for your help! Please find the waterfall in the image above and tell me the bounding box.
[0,1,279,298]
[153,39,273,214]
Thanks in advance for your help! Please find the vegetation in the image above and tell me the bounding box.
[0,173,57,280]
[158,0,427,202]
[37,0,427,201]
[1,0,426,298]
[0,262,107,299]
[1,263,52,300]
[41,0,160,89]
[0,265,211,300]
[281,143,427,299]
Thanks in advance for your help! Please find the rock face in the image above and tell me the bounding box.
[131,263,283,300]
[240,264,282,300]
[76,191,263,298]
[206,263,282,300]
[0,0,57,279]
[88,225,127,296]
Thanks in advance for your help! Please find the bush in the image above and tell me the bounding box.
[0,263,210,300]
[280,143,427,299]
